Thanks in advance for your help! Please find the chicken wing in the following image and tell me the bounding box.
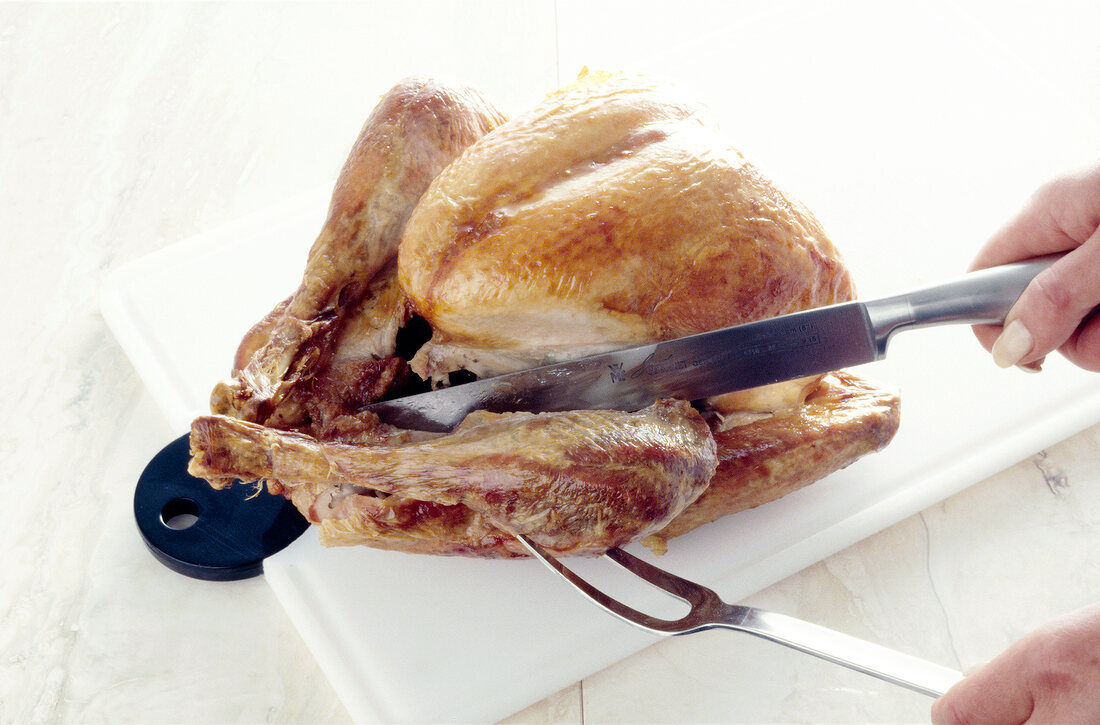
[211,77,506,424]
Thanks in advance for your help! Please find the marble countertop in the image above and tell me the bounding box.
[3,2,1099,723]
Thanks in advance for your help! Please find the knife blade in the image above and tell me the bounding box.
[366,256,1057,432]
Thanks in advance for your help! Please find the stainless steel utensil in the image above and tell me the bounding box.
[517,534,963,699]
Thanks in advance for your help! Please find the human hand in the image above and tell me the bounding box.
[970,163,1100,372]
[931,603,1100,724]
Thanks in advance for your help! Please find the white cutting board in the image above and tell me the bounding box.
[102,4,1100,722]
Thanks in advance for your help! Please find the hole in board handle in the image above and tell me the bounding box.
[160,497,200,530]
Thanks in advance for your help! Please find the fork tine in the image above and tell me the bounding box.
[518,536,964,698]
[515,535,692,634]
[604,547,719,609]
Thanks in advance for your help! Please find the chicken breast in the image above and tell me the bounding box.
[400,69,853,383]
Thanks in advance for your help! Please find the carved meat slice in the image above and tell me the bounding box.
[189,399,718,556]
[211,77,507,423]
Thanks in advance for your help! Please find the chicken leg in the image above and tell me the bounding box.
[189,399,718,556]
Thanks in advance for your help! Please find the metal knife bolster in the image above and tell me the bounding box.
[368,256,1056,431]
[864,254,1058,355]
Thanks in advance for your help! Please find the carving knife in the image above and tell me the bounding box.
[367,256,1058,432]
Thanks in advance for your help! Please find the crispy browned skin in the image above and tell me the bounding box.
[212,78,506,423]
[642,372,900,554]
[399,70,853,383]
[189,399,718,556]
[307,493,524,558]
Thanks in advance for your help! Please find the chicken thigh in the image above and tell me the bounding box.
[189,71,900,558]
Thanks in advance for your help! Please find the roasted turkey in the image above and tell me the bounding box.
[188,71,900,557]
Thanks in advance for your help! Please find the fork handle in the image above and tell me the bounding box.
[721,606,964,698]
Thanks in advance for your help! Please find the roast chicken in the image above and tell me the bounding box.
[188,71,900,557]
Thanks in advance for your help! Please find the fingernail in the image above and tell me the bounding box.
[992,319,1034,368]
[1017,358,1044,373]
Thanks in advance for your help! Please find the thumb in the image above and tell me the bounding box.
[930,658,1034,725]
[991,236,1100,369]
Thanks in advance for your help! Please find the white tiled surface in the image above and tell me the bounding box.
[3,2,1099,723]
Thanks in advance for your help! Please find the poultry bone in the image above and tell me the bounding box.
[188,71,900,558]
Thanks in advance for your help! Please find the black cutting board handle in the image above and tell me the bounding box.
[133,433,309,581]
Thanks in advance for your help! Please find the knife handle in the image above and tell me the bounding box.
[863,254,1060,357]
